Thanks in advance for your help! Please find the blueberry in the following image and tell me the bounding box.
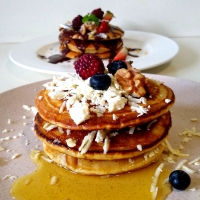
[90,74,111,90]
[169,170,191,190]
[107,60,127,75]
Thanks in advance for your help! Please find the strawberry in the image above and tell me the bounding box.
[97,11,114,33]
[103,11,114,22]
[97,21,109,33]
[113,47,128,61]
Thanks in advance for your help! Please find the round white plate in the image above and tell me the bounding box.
[0,74,200,200]
[9,31,179,75]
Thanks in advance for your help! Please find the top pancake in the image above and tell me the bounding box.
[59,24,124,41]
[35,76,175,131]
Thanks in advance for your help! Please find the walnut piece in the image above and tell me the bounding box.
[115,68,146,97]
[79,22,98,35]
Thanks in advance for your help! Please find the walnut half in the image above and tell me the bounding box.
[115,68,146,97]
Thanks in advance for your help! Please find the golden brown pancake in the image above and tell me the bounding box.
[34,112,171,160]
[35,78,175,131]
[59,25,124,41]
[60,38,123,54]
[59,45,122,59]
[43,142,165,175]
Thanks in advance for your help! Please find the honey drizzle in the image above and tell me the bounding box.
[10,150,172,200]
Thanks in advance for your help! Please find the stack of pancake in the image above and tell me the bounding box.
[34,73,175,175]
[59,24,124,59]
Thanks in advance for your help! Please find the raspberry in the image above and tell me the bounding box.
[74,54,105,80]
[72,15,83,31]
[91,8,104,20]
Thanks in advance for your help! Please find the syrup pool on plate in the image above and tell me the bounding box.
[10,150,172,200]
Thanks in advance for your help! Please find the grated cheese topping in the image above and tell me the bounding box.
[165,139,190,157]
[78,131,96,154]
[66,138,76,148]
[43,74,150,125]
[150,163,165,200]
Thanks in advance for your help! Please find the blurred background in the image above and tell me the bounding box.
[0,0,199,43]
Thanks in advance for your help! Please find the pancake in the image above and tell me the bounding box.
[59,25,124,41]
[43,142,165,175]
[34,112,171,160]
[59,45,122,59]
[59,38,123,54]
[35,77,175,131]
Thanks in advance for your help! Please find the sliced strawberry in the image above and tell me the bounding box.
[97,21,109,33]
[113,47,128,61]
[103,11,114,22]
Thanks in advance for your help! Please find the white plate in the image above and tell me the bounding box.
[0,74,200,200]
[9,31,179,74]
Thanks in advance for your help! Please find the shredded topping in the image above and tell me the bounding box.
[43,74,149,125]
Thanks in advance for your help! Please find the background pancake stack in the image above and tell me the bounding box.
[58,8,124,59]
[34,67,175,175]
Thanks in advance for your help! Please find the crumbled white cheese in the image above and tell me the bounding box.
[103,136,110,154]
[50,176,58,185]
[78,131,96,154]
[112,114,119,120]
[182,137,192,143]
[43,123,57,131]
[150,163,164,200]
[11,153,21,159]
[129,127,135,134]
[38,96,43,100]
[66,138,76,147]
[174,159,188,170]
[2,175,17,180]
[66,129,71,135]
[95,130,106,143]
[2,129,8,133]
[23,105,31,111]
[165,139,190,157]
[7,119,11,124]
[0,146,5,151]
[190,188,196,191]
[96,33,107,39]
[128,158,134,164]
[41,155,53,163]
[69,102,90,125]
[24,179,32,185]
[179,127,200,137]
[147,119,157,130]
[58,127,64,134]
[190,118,198,122]
[59,101,66,113]
[0,136,11,141]
[162,156,175,164]
[137,144,142,151]
[165,99,171,103]
[182,165,196,174]
[188,156,200,165]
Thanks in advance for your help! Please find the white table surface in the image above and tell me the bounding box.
[0,36,200,94]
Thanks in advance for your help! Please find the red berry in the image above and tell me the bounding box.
[91,8,104,20]
[97,21,109,33]
[74,54,105,80]
[72,15,83,31]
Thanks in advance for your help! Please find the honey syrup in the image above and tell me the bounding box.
[10,150,172,200]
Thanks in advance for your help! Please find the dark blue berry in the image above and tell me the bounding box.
[90,74,111,90]
[107,60,127,75]
[169,170,191,190]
